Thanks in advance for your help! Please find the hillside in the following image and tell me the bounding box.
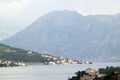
[0,44,50,63]
[1,10,120,61]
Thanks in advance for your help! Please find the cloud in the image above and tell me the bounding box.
[0,28,12,41]
[1,0,120,17]
[0,0,23,17]
[0,0,22,3]
[75,0,120,15]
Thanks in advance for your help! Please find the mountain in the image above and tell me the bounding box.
[0,44,51,62]
[1,10,120,61]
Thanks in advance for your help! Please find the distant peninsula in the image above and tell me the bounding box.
[0,44,92,67]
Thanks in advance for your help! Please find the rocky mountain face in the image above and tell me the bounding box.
[1,10,120,61]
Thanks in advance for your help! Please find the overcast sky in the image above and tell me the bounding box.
[0,0,120,40]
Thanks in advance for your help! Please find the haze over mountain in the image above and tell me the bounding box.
[0,29,10,41]
[1,10,120,61]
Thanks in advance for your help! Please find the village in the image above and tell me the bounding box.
[0,54,92,67]
[0,59,26,67]
[41,54,92,65]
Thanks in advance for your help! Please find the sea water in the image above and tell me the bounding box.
[0,62,120,80]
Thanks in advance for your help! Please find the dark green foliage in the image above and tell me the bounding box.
[69,71,85,80]
[70,66,120,80]
[99,66,120,74]
[97,66,120,80]
[0,63,7,67]
[9,62,18,66]
[94,77,105,80]
[0,44,50,62]
[75,71,85,78]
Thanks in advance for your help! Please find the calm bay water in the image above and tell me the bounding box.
[0,62,120,80]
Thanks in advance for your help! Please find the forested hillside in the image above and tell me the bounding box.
[0,44,50,62]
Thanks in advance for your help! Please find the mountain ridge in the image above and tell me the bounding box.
[1,10,120,61]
